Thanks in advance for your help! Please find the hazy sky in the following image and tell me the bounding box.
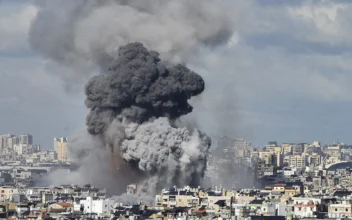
[1,0,352,148]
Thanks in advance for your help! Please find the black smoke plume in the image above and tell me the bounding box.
[85,42,204,133]
[84,42,211,193]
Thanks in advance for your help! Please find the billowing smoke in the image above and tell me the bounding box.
[85,42,205,132]
[29,0,247,197]
[85,42,211,192]
[29,0,233,86]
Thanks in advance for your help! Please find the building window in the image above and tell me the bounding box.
[335,208,338,212]
[346,208,349,212]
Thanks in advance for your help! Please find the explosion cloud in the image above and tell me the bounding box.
[85,42,211,192]
[28,0,240,196]
[85,42,205,132]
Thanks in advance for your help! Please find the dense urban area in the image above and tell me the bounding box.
[0,134,351,219]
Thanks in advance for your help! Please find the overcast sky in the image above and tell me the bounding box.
[1,0,352,148]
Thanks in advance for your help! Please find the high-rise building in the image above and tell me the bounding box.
[284,155,306,168]
[259,151,276,166]
[0,134,17,152]
[2,134,15,150]
[12,137,20,145]
[281,143,293,155]
[7,138,13,150]
[292,144,304,155]
[234,138,252,158]
[54,137,69,162]
[53,137,60,151]
[307,153,321,166]
[19,134,33,145]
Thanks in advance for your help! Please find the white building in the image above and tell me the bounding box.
[1,134,15,151]
[292,198,321,218]
[283,167,295,176]
[292,197,321,205]
[285,155,306,168]
[78,196,115,215]
[294,204,318,218]
[328,203,352,218]
[14,144,25,155]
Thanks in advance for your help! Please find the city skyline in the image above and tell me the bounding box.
[0,128,350,219]
[0,132,349,151]
[2,1,352,219]
[1,1,352,219]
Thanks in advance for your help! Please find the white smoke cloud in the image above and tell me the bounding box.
[120,118,210,185]
[29,0,234,84]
